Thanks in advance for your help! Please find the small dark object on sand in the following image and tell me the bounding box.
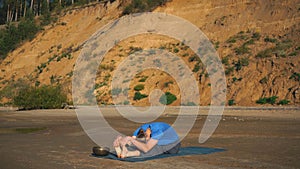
[92,146,110,156]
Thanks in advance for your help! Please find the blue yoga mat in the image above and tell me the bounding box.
[91,147,225,162]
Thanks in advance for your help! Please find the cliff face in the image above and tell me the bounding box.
[0,0,299,106]
[154,0,300,106]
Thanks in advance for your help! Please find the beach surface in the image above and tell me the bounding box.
[0,107,299,169]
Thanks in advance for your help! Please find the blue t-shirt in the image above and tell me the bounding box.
[133,122,179,145]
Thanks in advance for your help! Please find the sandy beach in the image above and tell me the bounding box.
[0,107,299,169]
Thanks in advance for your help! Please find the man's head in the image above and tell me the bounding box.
[145,127,151,139]
[137,128,145,138]
[137,126,152,140]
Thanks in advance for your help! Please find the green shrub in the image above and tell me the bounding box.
[289,72,300,81]
[228,99,235,106]
[134,84,145,91]
[234,58,249,71]
[122,0,169,15]
[214,41,220,49]
[256,97,267,104]
[182,53,189,57]
[188,55,198,62]
[192,64,200,72]
[264,37,277,43]
[240,58,249,66]
[173,48,179,53]
[232,77,242,82]
[159,92,177,105]
[0,17,39,60]
[244,39,255,45]
[288,51,297,56]
[13,85,67,110]
[226,37,236,43]
[187,102,197,106]
[267,96,278,104]
[123,100,130,105]
[164,81,173,88]
[255,40,293,58]
[277,99,290,105]
[252,32,261,40]
[225,66,234,75]
[256,48,273,58]
[35,81,41,87]
[111,88,122,96]
[139,76,148,82]
[133,92,148,100]
[221,56,229,65]
[128,46,143,54]
[256,96,278,105]
[159,45,166,50]
[235,45,250,55]
[0,79,30,101]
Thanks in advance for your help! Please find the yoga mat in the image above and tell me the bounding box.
[91,147,225,162]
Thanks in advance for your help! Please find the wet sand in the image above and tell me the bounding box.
[0,107,299,169]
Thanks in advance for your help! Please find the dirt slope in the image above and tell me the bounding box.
[0,0,299,106]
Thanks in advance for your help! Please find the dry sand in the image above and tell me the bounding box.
[0,106,299,169]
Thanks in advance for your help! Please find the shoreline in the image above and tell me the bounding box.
[0,106,299,119]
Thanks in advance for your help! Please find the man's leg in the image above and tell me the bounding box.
[113,136,122,158]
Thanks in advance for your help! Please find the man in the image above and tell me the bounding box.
[113,122,181,158]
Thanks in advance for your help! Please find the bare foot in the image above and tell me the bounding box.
[114,146,122,158]
[120,145,128,158]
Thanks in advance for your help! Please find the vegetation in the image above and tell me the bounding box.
[0,79,30,102]
[159,92,177,105]
[13,85,67,110]
[138,76,148,82]
[164,81,173,88]
[111,88,122,96]
[251,32,261,40]
[128,46,143,55]
[192,64,200,72]
[0,17,39,60]
[134,84,145,91]
[221,56,229,65]
[234,44,250,55]
[228,99,235,106]
[256,39,293,58]
[214,41,220,49]
[226,37,236,43]
[234,58,249,71]
[133,91,148,100]
[188,55,199,62]
[123,100,130,105]
[277,99,290,105]
[225,66,234,75]
[123,0,169,15]
[256,96,278,105]
[289,72,300,81]
[255,48,273,58]
[173,47,180,53]
[232,77,242,82]
[0,0,104,60]
[0,0,101,25]
[264,36,278,43]
[15,127,47,134]
[182,102,197,106]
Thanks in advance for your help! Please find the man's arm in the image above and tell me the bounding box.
[129,137,158,153]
